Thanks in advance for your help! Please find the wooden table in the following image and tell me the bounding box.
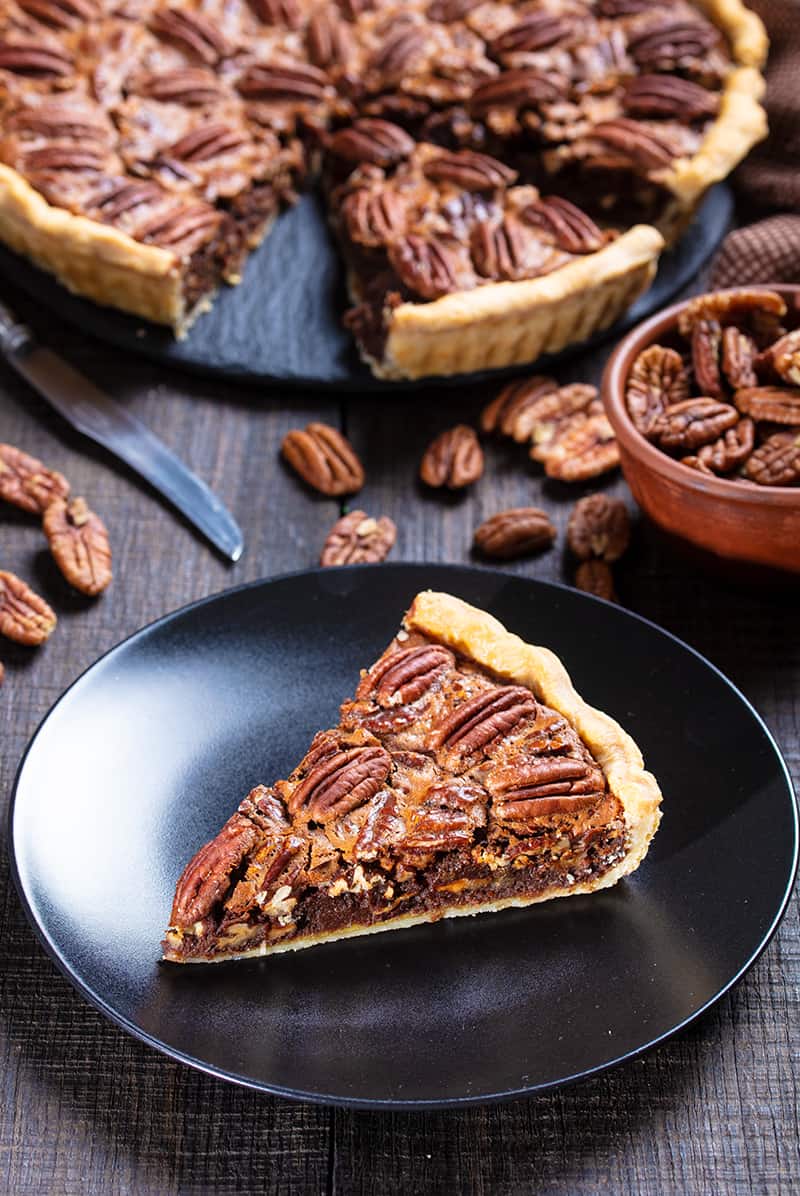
[1,272,797,1196]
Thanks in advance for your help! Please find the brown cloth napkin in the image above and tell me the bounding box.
[710,0,800,287]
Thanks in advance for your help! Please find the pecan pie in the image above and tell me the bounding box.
[0,0,767,379]
[163,591,661,963]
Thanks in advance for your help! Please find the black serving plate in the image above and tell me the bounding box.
[0,186,732,391]
[9,564,796,1108]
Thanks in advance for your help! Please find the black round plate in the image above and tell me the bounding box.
[9,564,797,1108]
[0,186,732,391]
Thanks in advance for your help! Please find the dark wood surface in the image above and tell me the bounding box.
[0,274,797,1196]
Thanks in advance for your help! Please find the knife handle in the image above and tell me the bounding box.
[0,296,34,357]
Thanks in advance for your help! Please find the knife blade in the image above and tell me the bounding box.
[0,298,244,562]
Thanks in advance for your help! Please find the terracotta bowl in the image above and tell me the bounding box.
[602,285,800,575]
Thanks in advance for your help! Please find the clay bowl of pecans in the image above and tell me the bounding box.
[602,286,800,574]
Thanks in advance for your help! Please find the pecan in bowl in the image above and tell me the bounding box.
[602,286,800,574]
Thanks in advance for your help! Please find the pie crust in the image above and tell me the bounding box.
[162,591,662,963]
[0,0,767,377]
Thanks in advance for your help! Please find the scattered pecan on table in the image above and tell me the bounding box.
[281,422,365,496]
[482,378,619,482]
[567,494,630,603]
[0,442,70,514]
[420,425,483,490]
[474,508,556,560]
[43,497,113,596]
[626,289,800,485]
[0,570,57,645]
[574,559,616,602]
[567,494,630,563]
[320,510,397,566]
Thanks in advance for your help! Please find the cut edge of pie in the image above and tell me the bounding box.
[0,0,767,377]
[162,590,662,964]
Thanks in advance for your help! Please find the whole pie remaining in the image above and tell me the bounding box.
[0,0,767,379]
[163,591,661,963]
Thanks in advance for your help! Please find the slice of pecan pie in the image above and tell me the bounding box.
[163,591,661,963]
[0,0,768,377]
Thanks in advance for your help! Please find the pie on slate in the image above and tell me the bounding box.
[0,1,767,379]
[163,591,662,963]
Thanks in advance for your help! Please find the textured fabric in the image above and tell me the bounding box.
[711,1,800,287]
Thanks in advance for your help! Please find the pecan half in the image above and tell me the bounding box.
[307,7,352,67]
[358,643,454,706]
[237,62,330,102]
[489,14,574,57]
[387,235,458,300]
[691,319,723,398]
[403,782,486,853]
[0,42,73,76]
[597,0,661,13]
[90,179,164,222]
[541,414,620,482]
[625,345,689,434]
[25,146,105,172]
[150,8,230,64]
[590,118,677,171]
[134,202,220,252]
[521,383,599,452]
[575,559,616,602]
[170,813,259,927]
[770,330,800,386]
[420,425,483,489]
[320,510,396,565]
[677,290,787,338]
[140,69,223,105]
[343,188,407,246]
[567,494,630,563]
[0,443,69,514]
[627,18,719,70]
[622,75,719,122]
[166,123,246,163]
[470,69,567,115]
[474,507,556,559]
[43,497,112,596]
[648,398,738,452]
[480,376,559,440]
[251,0,302,26]
[327,119,415,166]
[0,571,57,645]
[734,387,800,426]
[433,685,537,760]
[337,0,373,18]
[744,431,800,487]
[696,418,755,474]
[489,756,603,821]
[521,196,604,254]
[422,149,516,191]
[281,423,364,496]
[370,26,428,81]
[721,325,758,390]
[288,744,392,822]
[427,0,481,20]
[17,0,98,28]
[470,218,530,281]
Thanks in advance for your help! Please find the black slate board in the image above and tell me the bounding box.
[0,185,732,391]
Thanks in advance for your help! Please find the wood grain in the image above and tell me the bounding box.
[0,274,797,1196]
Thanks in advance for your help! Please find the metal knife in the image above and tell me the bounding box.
[0,297,244,562]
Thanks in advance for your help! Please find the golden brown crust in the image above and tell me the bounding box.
[404,592,662,892]
[0,164,186,328]
[377,226,664,380]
